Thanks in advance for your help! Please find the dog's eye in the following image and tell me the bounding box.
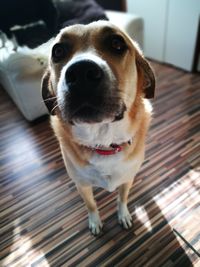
[52,43,67,62]
[110,35,127,54]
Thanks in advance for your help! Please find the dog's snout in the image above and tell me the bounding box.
[65,60,103,92]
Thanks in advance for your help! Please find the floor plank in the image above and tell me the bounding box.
[0,61,200,267]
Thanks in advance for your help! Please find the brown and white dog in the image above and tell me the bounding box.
[41,21,155,235]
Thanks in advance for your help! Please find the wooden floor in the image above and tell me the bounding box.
[0,61,200,267]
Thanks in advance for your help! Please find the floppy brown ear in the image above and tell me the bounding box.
[41,69,56,115]
[136,52,155,99]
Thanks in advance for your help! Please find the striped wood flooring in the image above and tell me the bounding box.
[0,61,200,267]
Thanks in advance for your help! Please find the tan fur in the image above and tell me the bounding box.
[42,21,155,235]
[52,116,90,166]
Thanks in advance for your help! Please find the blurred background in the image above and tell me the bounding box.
[126,0,200,72]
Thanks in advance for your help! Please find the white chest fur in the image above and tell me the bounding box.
[63,117,143,192]
[71,115,133,148]
[65,149,143,192]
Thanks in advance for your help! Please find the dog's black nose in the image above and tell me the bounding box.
[65,60,103,93]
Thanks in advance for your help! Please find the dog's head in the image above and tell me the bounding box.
[42,21,155,124]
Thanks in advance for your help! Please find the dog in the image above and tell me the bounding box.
[41,21,155,235]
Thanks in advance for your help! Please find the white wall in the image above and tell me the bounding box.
[165,0,200,71]
[127,0,168,61]
[127,0,200,71]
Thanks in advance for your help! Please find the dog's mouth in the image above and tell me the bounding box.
[71,104,104,123]
[67,101,126,124]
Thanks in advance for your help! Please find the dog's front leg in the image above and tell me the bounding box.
[118,180,133,229]
[76,184,103,235]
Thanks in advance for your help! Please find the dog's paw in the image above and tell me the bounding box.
[118,203,133,229]
[88,211,103,235]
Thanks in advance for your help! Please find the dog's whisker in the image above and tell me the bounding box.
[44,96,57,102]
[50,104,59,114]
